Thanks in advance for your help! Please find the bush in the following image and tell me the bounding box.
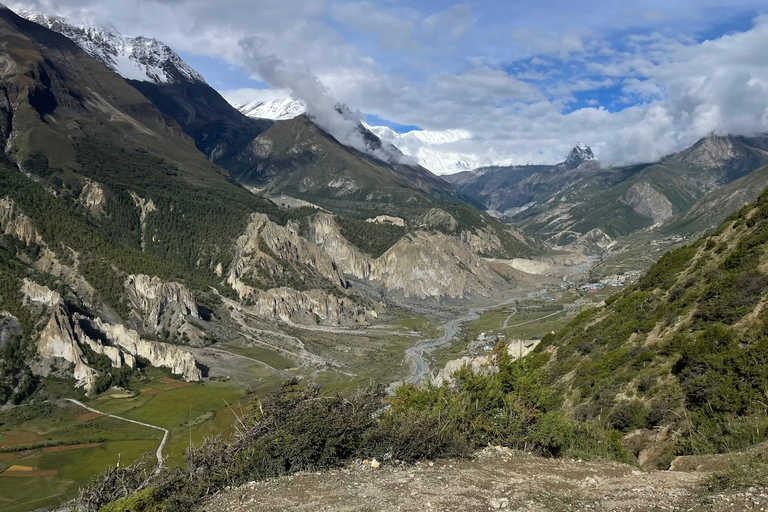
[607,401,648,432]
[529,412,574,456]
[369,408,471,462]
[99,487,164,512]
[78,453,155,512]
[705,456,768,492]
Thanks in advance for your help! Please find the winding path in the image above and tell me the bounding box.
[502,307,518,329]
[65,399,169,467]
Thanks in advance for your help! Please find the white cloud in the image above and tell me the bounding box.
[10,1,768,173]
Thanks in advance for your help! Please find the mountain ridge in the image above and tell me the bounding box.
[446,135,768,247]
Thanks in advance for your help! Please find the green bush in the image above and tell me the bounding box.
[83,347,632,512]
[607,401,648,432]
[99,488,164,512]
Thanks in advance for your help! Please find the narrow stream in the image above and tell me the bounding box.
[404,293,537,383]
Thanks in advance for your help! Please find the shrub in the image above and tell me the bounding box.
[705,456,768,492]
[78,453,154,512]
[99,487,164,512]
[607,401,648,432]
[529,412,574,456]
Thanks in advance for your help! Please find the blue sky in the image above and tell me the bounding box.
[14,0,768,171]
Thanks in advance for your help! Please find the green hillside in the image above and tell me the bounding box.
[531,187,768,464]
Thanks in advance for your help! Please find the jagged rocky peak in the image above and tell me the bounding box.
[19,11,205,84]
[562,142,596,170]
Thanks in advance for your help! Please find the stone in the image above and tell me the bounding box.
[124,274,199,335]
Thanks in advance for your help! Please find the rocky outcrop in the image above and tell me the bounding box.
[622,182,674,223]
[675,135,744,170]
[375,232,509,301]
[564,228,613,256]
[72,315,129,369]
[24,279,200,390]
[248,287,374,326]
[366,215,405,227]
[418,208,458,233]
[309,214,510,302]
[38,303,99,391]
[561,143,596,171]
[226,213,362,325]
[0,197,41,246]
[460,228,504,256]
[0,312,21,347]
[433,339,540,386]
[124,274,199,335]
[90,318,202,381]
[76,179,106,217]
[307,214,374,281]
[229,213,346,293]
[129,191,156,251]
[21,278,61,307]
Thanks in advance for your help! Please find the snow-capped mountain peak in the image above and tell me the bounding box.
[237,98,306,121]
[563,143,596,170]
[19,12,205,85]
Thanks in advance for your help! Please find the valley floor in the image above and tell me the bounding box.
[204,449,768,512]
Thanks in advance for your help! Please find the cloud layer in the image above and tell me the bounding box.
[11,0,768,171]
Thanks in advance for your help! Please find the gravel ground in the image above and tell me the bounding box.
[203,448,768,512]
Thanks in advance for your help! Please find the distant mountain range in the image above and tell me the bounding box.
[444,135,768,249]
[18,8,768,261]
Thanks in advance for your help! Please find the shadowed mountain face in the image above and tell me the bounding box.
[20,11,277,184]
[445,136,768,246]
[128,78,274,171]
[225,115,470,210]
[0,5,297,279]
[22,11,470,217]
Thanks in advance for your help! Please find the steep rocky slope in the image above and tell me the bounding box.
[18,11,275,177]
[24,12,490,227]
[226,115,467,209]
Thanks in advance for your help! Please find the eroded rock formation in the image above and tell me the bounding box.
[124,274,199,334]
[24,280,201,392]
[0,197,41,245]
[76,179,106,217]
[308,213,510,302]
[248,287,374,326]
[90,318,202,381]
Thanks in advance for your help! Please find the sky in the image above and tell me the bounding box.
[10,0,768,171]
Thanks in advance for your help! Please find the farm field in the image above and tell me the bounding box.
[0,371,248,512]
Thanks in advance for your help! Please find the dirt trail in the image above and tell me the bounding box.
[506,309,563,329]
[502,308,517,328]
[65,399,168,466]
[204,448,767,512]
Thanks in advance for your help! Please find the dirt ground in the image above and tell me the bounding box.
[204,448,768,512]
